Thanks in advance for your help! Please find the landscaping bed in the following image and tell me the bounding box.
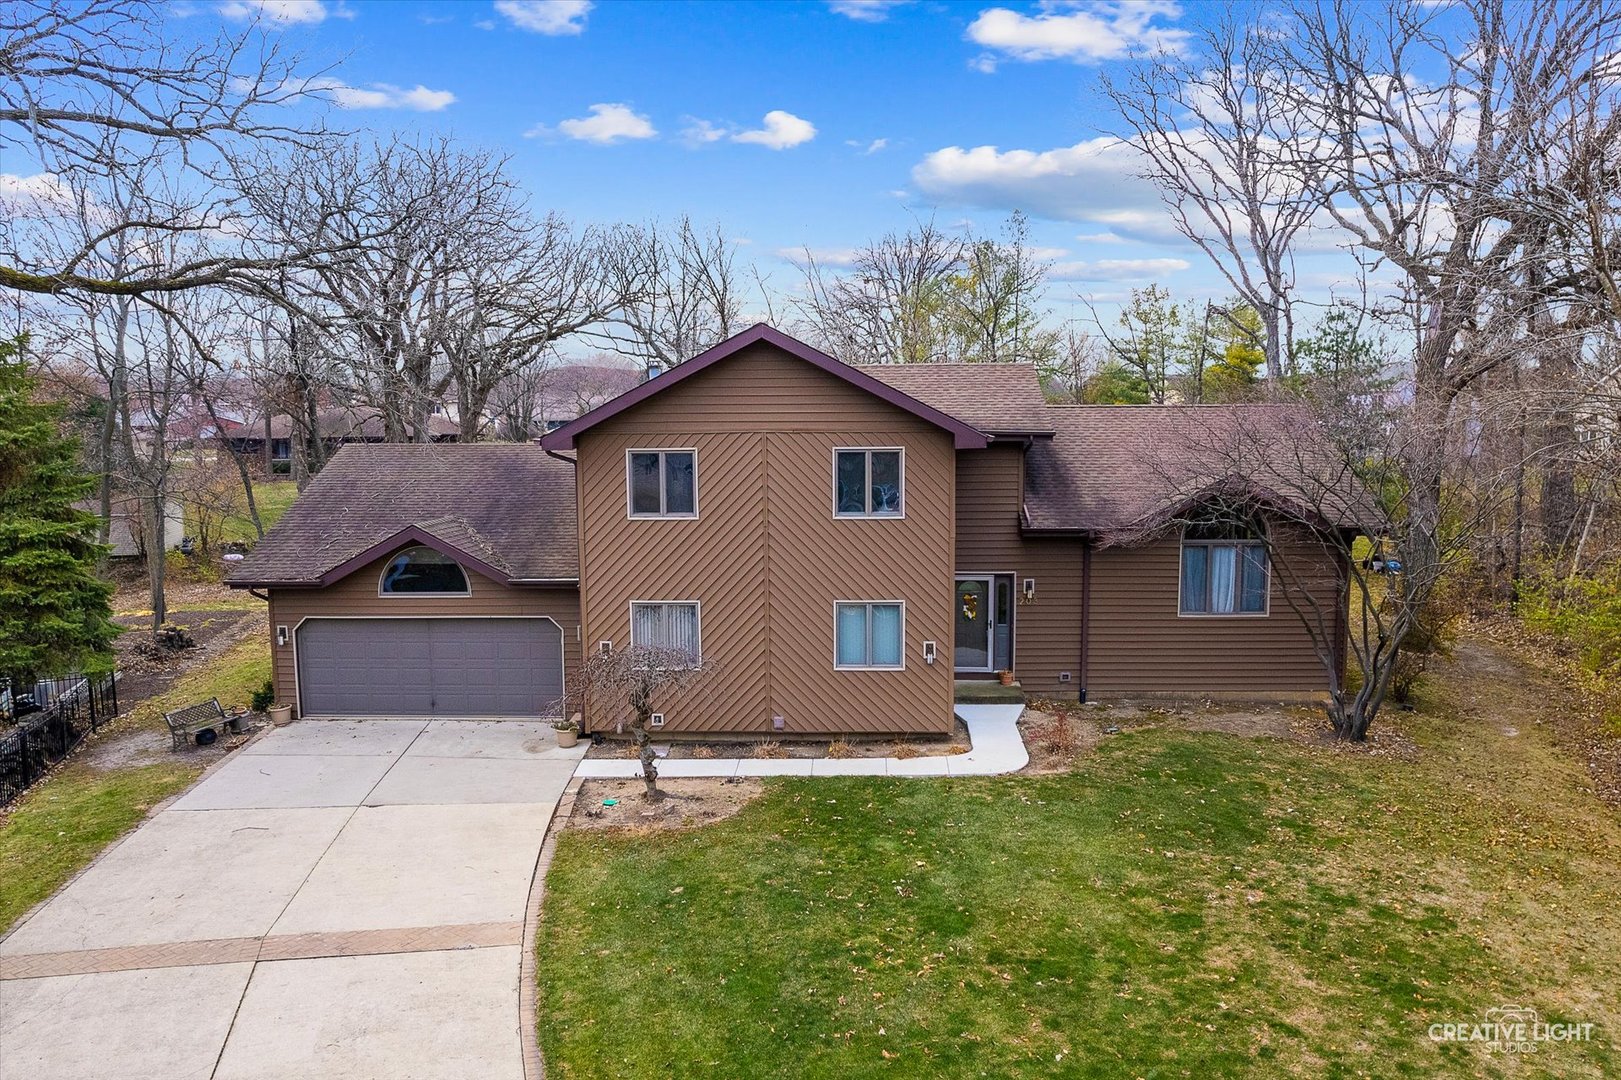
[568,777,764,833]
[584,719,972,761]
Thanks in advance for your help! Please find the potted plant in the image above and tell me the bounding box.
[998,669,1015,687]
[268,702,294,726]
[552,716,580,748]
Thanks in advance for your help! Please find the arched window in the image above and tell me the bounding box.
[1180,518,1268,615]
[379,546,470,596]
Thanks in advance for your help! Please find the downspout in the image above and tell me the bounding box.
[1078,542,1093,704]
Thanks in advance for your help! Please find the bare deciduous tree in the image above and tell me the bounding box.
[560,645,712,801]
[1104,12,1322,381]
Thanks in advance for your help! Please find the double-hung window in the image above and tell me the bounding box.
[1180,525,1268,615]
[628,450,697,517]
[834,448,903,517]
[630,602,701,664]
[834,602,904,669]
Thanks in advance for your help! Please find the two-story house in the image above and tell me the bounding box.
[229,325,1349,735]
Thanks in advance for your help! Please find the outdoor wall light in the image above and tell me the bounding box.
[1023,577,1036,602]
[275,625,289,646]
[922,641,937,665]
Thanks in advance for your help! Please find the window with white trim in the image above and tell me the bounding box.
[1180,522,1268,615]
[628,450,697,517]
[834,602,904,669]
[630,602,701,663]
[834,449,903,517]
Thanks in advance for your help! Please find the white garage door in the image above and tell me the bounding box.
[296,618,564,718]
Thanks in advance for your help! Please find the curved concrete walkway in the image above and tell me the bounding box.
[573,704,1028,779]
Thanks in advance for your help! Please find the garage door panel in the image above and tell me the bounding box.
[297,618,563,718]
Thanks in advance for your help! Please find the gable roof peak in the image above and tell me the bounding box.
[538,324,990,450]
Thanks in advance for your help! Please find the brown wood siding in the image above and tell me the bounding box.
[955,444,1086,697]
[1086,528,1341,695]
[266,552,581,718]
[576,342,955,735]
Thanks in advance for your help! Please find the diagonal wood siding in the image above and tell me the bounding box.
[576,342,955,735]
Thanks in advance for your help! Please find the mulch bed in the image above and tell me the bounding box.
[584,719,972,761]
[568,777,764,833]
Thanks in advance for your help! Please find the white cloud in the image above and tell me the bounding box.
[299,78,456,111]
[680,117,728,146]
[733,110,817,150]
[0,172,73,216]
[912,136,1181,237]
[494,0,591,34]
[474,18,496,29]
[1049,257,1191,281]
[777,245,861,267]
[217,0,345,24]
[967,1,1189,65]
[1075,231,1129,244]
[861,137,889,154]
[827,0,911,21]
[549,103,656,144]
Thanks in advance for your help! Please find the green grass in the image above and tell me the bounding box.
[537,654,1621,1078]
[0,636,271,933]
[212,478,299,545]
[0,761,200,931]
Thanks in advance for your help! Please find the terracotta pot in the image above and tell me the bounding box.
[268,704,293,727]
[555,728,579,748]
[998,671,1015,686]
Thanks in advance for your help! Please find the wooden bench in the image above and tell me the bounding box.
[164,697,230,750]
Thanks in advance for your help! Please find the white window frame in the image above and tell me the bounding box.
[626,448,699,519]
[1177,539,1270,618]
[831,447,906,519]
[833,600,906,671]
[628,600,703,664]
[377,545,472,598]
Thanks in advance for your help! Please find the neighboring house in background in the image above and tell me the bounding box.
[487,361,642,440]
[228,325,1352,734]
[220,406,460,471]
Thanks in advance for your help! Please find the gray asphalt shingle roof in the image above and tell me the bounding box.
[226,443,577,586]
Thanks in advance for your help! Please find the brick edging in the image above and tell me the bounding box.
[519,778,583,1080]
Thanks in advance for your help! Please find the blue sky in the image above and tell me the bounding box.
[168,0,1354,327]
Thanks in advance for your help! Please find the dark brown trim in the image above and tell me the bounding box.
[539,324,991,451]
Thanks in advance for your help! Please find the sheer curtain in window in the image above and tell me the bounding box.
[1209,546,1237,613]
[633,603,699,660]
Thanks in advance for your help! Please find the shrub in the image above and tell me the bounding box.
[249,679,275,712]
[1519,563,1621,677]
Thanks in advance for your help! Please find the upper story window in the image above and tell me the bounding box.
[1180,521,1268,615]
[834,448,904,517]
[628,450,697,518]
[380,546,470,596]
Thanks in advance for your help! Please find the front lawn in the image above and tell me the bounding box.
[536,644,1621,1078]
[0,637,270,933]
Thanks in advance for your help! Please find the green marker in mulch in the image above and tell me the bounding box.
[603,798,619,807]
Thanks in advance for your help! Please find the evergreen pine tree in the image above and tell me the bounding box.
[0,336,119,686]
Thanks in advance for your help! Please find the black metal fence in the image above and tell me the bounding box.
[0,672,120,806]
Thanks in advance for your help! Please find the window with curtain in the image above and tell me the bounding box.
[834,449,903,516]
[1180,524,1268,615]
[834,602,904,668]
[379,546,469,595]
[628,450,697,517]
[630,602,701,662]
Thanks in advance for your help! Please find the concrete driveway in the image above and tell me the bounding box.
[0,719,584,1080]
